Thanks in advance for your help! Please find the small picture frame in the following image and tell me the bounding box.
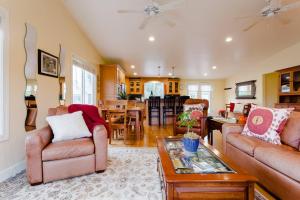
[38,49,59,78]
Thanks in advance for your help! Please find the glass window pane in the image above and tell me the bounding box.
[84,71,95,105]
[200,85,212,92]
[0,25,4,136]
[72,65,83,104]
[144,81,164,99]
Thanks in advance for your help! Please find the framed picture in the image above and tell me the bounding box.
[235,80,256,99]
[38,49,59,78]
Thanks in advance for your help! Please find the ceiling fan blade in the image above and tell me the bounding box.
[139,17,151,30]
[159,0,184,12]
[117,10,143,14]
[162,16,176,27]
[243,20,262,32]
[280,1,300,12]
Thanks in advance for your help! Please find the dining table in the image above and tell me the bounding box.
[100,106,144,140]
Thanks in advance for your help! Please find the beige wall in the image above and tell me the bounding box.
[179,79,226,115]
[225,41,300,106]
[0,0,102,173]
[263,72,279,108]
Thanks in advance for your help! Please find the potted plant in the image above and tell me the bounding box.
[117,91,128,100]
[178,111,201,152]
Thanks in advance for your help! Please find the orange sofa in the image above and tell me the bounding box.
[222,111,300,199]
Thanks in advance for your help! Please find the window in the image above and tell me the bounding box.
[72,59,96,105]
[0,7,8,141]
[187,84,212,113]
[144,81,164,99]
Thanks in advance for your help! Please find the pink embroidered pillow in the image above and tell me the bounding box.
[242,105,293,144]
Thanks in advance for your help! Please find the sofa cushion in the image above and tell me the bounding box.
[242,105,293,144]
[46,111,92,143]
[254,145,300,182]
[281,111,300,149]
[227,133,268,156]
[42,138,94,161]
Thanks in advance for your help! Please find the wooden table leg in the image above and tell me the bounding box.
[210,130,214,146]
[135,110,140,140]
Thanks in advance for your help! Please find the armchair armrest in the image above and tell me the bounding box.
[222,123,244,154]
[93,125,108,172]
[25,126,53,185]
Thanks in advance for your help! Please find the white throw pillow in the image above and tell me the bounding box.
[46,111,92,143]
[233,103,244,113]
[183,104,204,112]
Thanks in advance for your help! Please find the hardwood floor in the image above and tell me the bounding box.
[109,122,223,151]
[109,124,174,147]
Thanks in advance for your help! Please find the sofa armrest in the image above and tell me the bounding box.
[93,125,108,172]
[25,126,53,185]
[222,123,244,154]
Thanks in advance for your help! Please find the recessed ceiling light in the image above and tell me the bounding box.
[212,66,217,70]
[225,37,233,43]
[168,72,172,76]
[131,65,135,69]
[204,73,208,77]
[148,36,155,42]
[133,72,137,76]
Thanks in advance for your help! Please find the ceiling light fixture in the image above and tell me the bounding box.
[203,73,208,77]
[131,65,135,69]
[171,66,175,77]
[212,66,217,70]
[168,72,172,76]
[225,37,233,43]
[148,36,155,42]
[133,72,138,76]
[158,66,161,77]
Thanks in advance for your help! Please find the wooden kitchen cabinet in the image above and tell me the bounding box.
[128,78,142,95]
[166,78,180,95]
[100,64,125,101]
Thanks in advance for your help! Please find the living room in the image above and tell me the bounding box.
[1,0,300,199]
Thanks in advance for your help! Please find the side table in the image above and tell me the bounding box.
[207,117,239,145]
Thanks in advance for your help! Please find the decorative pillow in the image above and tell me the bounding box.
[233,103,244,113]
[183,104,204,112]
[280,111,300,149]
[190,110,203,120]
[242,105,293,144]
[46,111,92,143]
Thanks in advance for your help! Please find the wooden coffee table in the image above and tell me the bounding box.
[156,137,257,200]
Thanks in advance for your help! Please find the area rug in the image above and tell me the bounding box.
[0,147,267,200]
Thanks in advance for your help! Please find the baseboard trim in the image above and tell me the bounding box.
[0,160,25,182]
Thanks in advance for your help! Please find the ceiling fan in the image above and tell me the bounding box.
[241,0,300,32]
[117,0,184,30]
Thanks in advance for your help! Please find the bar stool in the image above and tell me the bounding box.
[163,95,176,125]
[176,96,190,114]
[148,96,161,126]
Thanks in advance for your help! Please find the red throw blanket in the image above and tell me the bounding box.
[68,104,109,135]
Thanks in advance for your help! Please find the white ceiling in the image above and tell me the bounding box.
[63,0,300,79]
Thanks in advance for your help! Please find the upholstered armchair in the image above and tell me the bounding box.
[25,106,108,185]
[173,99,209,139]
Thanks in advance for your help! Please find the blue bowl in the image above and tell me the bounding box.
[183,138,200,152]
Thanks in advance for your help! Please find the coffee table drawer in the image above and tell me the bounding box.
[173,183,251,200]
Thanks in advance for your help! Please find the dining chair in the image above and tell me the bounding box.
[175,96,190,114]
[107,109,128,144]
[148,96,161,126]
[105,100,128,144]
[163,95,176,125]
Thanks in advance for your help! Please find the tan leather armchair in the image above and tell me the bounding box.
[173,99,209,139]
[25,106,108,185]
